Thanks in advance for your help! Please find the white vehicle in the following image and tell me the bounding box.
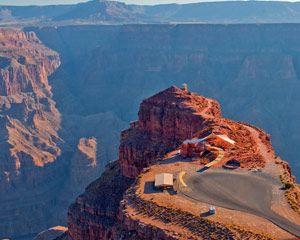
[209,206,216,215]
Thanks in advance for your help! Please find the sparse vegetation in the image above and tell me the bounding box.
[284,182,294,190]
[279,160,300,214]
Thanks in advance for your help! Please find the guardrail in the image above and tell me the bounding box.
[178,171,187,187]
[204,146,224,168]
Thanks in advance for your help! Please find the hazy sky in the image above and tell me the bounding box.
[2,0,297,6]
[0,0,199,6]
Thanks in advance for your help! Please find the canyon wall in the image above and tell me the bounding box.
[68,86,297,240]
[2,24,300,239]
[120,86,221,178]
[0,29,64,239]
[0,29,125,240]
[68,86,221,239]
[3,23,300,239]
[32,24,300,178]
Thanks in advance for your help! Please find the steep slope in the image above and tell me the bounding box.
[0,28,61,170]
[120,86,221,178]
[0,28,126,240]
[68,86,300,240]
[32,24,300,178]
[0,28,64,239]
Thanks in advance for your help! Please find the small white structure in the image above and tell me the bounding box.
[215,134,236,145]
[182,83,188,92]
[182,137,207,145]
[209,206,216,215]
[155,173,174,189]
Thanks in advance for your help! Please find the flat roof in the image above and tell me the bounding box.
[155,173,173,188]
[216,134,236,145]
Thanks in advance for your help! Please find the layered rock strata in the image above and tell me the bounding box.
[68,86,299,239]
[120,86,221,178]
[0,28,65,239]
[0,29,114,239]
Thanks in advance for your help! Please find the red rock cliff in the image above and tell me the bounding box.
[0,28,64,238]
[119,86,221,178]
[0,28,127,239]
[67,86,223,239]
[68,85,300,239]
[0,28,61,172]
[68,87,299,240]
[0,29,60,97]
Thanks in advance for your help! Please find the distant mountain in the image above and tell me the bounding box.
[53,1,146,22]
[3,0,300,25]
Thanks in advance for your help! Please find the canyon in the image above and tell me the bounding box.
[31,24,300,178]
[1,23,300,239]
[67,86,300,240]
[0,29,125,239]
[0,28,64,239]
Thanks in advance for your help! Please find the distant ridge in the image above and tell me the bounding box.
[3,1,300,25]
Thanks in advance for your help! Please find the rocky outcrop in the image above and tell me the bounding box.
[0,28,62,187]
[0,29,125,240]
[0,28,65,239]
[32,24,300,178]
[68,86,271,240]
[138,86,221,143]
[68,161,133,240]
[120,86,221,178]
[0,29,61,173]
[68,137,98,194]
[69,86,221,239]
[67,86,300,240]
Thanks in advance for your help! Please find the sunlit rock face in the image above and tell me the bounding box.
[32,24,300,178]
[0,28,126,240]
[0,29,64,191]
[67,86,298,240]
[0,28,64,239]
[120,86,221,178]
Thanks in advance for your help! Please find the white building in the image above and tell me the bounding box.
[154,173,174,189]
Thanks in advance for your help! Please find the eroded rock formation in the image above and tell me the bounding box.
[0,29,124,240]
[0,28,61,173]
[68,86,299,239]
[68,86,223,239]
[68,137,98,193]
[120,86,221,178]
[32,24,300,178]
[0,28,65,239]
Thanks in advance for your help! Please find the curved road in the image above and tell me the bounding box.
[182,170,300,237]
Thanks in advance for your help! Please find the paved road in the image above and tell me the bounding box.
[182,170,300,237]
